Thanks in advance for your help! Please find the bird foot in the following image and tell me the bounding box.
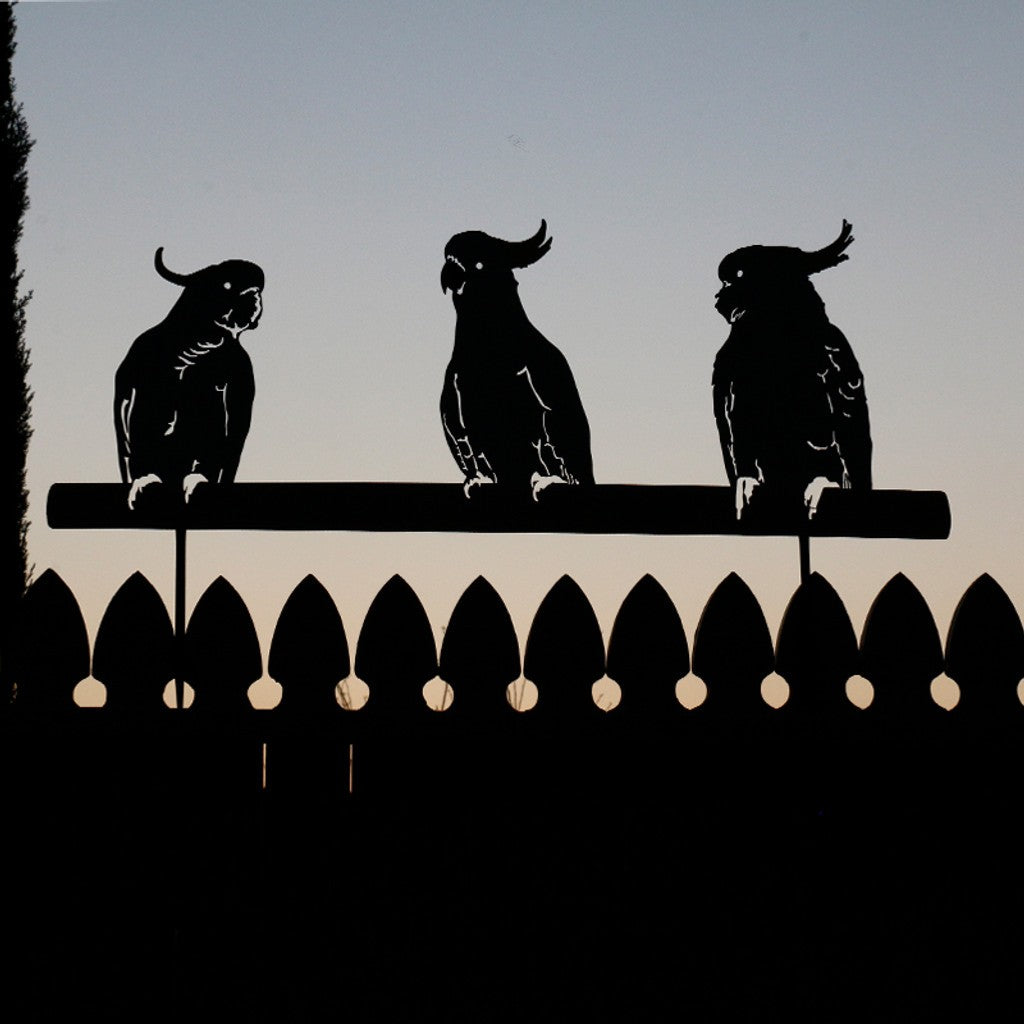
[530,473,567,502]
[463,473,495,499]
[804,476,840,519]
[734,476,761,520]
[127,474,163,510]
[183,473,209,504]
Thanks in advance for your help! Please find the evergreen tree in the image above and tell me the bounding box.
[0,3,33,700]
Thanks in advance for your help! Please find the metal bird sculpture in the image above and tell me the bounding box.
[115,248,264,509]
[440,220,594,500]
[712,220,871,519]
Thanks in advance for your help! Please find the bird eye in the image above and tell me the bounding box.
[475,262,484,270]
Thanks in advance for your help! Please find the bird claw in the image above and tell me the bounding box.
[127,474,163,510]
[530,473,566,502]
[804,476,839,519]
[734,476,760,520]
[183,473,209,504]
[463,473,495,499]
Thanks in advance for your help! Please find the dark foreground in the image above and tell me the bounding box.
[3,704,1020,1022]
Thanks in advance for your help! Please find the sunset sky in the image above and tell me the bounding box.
[14,1,1024,706]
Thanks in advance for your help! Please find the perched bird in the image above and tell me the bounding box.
[115,248,264,509]
[712,220,871,519]
[440,220,594,499]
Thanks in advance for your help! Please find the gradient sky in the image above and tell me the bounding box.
[13,1,1024,707]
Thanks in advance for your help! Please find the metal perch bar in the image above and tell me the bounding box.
[47,481,950,709]
[48,482,951,539]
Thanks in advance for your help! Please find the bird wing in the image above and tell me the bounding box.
[114,370,135,484]
[114,347,177,484]
[711,338,754,486]
[520,331,594,485]
[441,362,482,478]
[213,350,255,484]
[818,325,872,488]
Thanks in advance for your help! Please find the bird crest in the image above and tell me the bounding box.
[441,221,552,298]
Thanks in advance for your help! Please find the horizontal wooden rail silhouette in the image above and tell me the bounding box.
[47,482,951,537]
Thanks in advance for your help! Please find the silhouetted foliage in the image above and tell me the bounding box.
[0,4,33,702]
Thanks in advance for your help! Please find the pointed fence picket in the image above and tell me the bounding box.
[7,566,1024,724]
[3,566,1022,809]
[3,565,1023,831]
[4,563,1024,1004]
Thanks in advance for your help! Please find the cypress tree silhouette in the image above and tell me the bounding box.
[0,4,33,703]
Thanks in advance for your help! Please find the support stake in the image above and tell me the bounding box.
[174,525,187,709]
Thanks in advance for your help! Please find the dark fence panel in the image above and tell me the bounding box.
[4,566,1023,1018]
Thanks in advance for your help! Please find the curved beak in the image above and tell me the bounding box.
[714,283,744,323]
[441,257,465,295]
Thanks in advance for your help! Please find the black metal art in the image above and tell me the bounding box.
[24,210,968,1018]
[440,220,594,500]
[58,222,946,715]
[114,248,264,509]
[48,481,950,539]
[713,220,872,521]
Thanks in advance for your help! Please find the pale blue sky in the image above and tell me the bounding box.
[14,1,1024,704]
